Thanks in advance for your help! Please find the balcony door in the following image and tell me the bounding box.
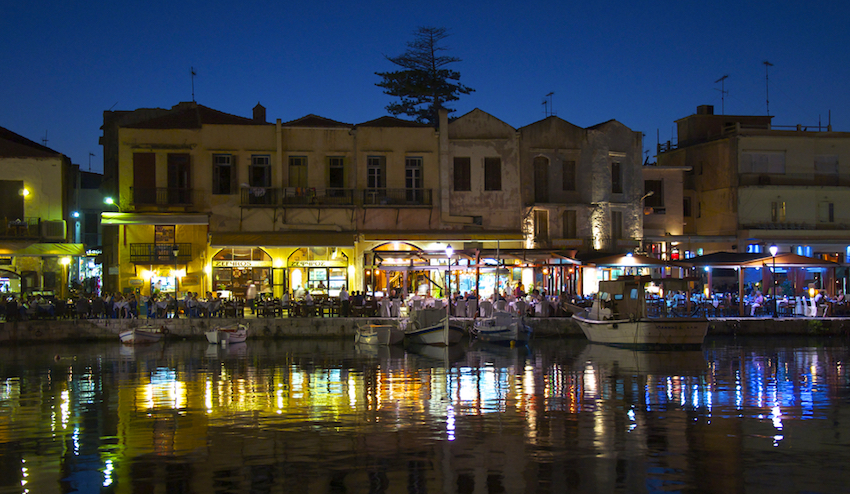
[534,157,549,203]
[133,153,156,205]
[167,153,191,204]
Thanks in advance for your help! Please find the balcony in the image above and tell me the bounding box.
[129,243,192,264]
[240,187,356,207]
[362,188,432,207]
[131,187,202,208]
[1,218,65,241]
[739,173,850,187]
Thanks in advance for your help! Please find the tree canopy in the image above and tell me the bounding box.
[375,27,474,126]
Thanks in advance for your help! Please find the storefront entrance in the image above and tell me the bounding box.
[211,248,273,299]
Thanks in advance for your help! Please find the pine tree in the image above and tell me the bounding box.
[375,27,474,126]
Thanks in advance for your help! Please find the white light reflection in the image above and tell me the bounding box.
[691,384,699,408]
[347,375,356,407]
[771,405,783,430]
[205,379,213,413]
[735,370,743,411]
[73,427,80,455]
[103,459,114,487]
[446,404,456,441]
[627,407,637,432]
[60,390,70,429]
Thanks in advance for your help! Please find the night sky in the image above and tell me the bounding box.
[3,0,848,172]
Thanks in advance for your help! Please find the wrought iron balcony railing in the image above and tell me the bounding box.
[131,187,201,207]
[362,188,432,206]
[129,243,192,264]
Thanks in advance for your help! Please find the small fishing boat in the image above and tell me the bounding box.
[119,325,167,345]
[571,277,708,347]
[355,323,405,345]
[205,323,249,344]
[402,308,465,346]
[471,310,532,345]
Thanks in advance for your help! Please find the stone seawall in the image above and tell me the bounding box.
[0,316,848,344]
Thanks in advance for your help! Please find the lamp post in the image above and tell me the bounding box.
[769,244,778,316]
[444,244,454,346]
[172,244,180,298]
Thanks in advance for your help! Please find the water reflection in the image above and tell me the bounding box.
[0,337,848,493]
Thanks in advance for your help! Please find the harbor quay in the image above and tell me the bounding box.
[1,314,850,344]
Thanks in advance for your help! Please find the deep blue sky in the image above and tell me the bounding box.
[3,0,848,172]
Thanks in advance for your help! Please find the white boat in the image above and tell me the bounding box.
[119,325,167,345]
[472,310,532,345]
[205,323,249,344]
[403,308,465,346]
[355,323,405,345]
[571,277,708,347]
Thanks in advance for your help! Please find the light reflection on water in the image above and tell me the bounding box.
[0,336,848,493]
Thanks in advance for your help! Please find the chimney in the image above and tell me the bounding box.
[253,103,266,123]
[697,105,714,115]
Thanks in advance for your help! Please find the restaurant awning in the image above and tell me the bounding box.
[584,253,691,268]
[739,252,840,268]
[210,231,354,248]
[0,242,86,256]
[101,212,210,225]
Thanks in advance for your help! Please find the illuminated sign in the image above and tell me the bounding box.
[212,260,272,268]
[85,249,102,256]
[288,260,347,268]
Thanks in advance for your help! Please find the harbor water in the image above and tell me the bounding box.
[1,335,849,493]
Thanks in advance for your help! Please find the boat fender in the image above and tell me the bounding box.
[263,327,272,336]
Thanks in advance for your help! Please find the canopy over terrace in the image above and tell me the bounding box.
[689,251,841,316]
[577,253,692,295]
[371,248,580,297]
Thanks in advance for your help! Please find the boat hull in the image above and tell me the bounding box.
[572,314,707,347]
[119,327,165,345]
[355,324,405,346]
[405,320,465,346]
[206,325,248,344]
[473,316,532,345]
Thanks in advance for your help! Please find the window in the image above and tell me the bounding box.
[534,209,548,242]
[533,156,548,202]
[683,197,692,217]
[405,157,423,203]
[453,157,470,191]
[289,156,307,188]
[250,155,271,187]
[815,155,838,182]
[741,151,786,173]
[611,211,623,240]
[167,153,191,204]
[484,157,501,191]
[328,157,345,189]
[367,156,386,189]
[0,180,24,221]
[563,210,577,238]
[213,154,234,195]
[611,162,622,194]
[818,201,834,223]
[644,180,664,208]
[771,201,786,222]
[562,160,576,191]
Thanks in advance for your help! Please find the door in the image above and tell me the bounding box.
[133,153,156,204]
[534,157,549,203]
[167,153,191,204]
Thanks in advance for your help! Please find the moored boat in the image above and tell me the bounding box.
[571,277,708,347]
[119,325,167,345]
[355,323,405,345]
[205,323,249,344]
[471,310,532,345]
[403,308,465,346]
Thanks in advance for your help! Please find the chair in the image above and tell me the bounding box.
[391,299,401,317]
[380,299,391,317]
[412,299,422,310]
[455,299,466,318]
[479,300,493,318]
[495,300,506,312]
[467,299,478,318]
[514,300,526,316]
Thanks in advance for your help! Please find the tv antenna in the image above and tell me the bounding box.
[541,92,555,117]
[714,75,729,114]
[41,130,48,146]
[191,67,197,102]
[763,61,773,116]
[89,152,95,172]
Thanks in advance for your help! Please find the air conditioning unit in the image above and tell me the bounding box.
[41,220,66,240]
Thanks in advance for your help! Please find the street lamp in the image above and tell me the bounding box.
[103,197,119,210]
[769,244,778,316]
[444,244,454,346]
[172,244,180,298]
